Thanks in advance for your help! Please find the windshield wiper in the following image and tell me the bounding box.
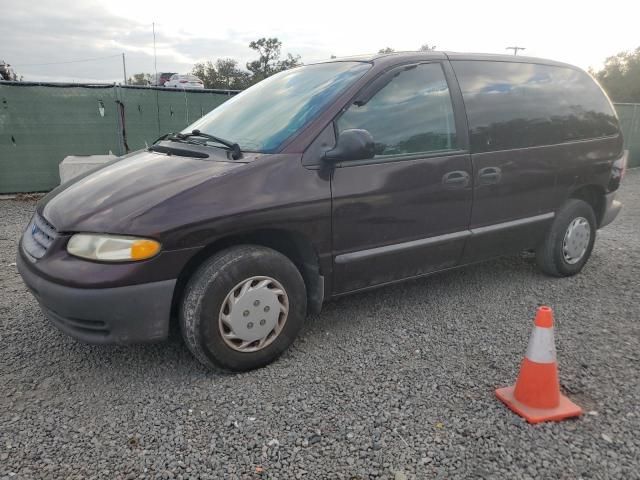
[165,130,242,160]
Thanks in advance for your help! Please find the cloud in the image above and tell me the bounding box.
[1,0,318,83]
[2,0,638,83]
[2,1,145,82]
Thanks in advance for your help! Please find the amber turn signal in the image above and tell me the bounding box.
[131,239,161,260]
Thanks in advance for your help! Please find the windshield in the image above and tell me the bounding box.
[187,62,371,153]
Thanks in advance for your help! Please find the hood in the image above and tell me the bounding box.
[41,149,247,233]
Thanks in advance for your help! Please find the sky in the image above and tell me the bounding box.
[1,0,639,83]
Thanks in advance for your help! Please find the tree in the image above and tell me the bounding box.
[192,37,302,91]
[247,37,281,79]
[192,61,217,88]
[192,58,251,89]
[214,58,251,89]
[378,47,395,54]
[128,73,151,85]
[278,53,303,71]
[591,47,640,103]
[0,60,18,81]
[419,43,437,51]
[246,37,302,82]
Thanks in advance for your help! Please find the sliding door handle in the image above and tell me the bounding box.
[478,167,502,184]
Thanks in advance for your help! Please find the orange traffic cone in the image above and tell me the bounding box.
[495,306,582,424]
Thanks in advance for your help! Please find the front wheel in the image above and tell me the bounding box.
[536,199,597,277]
[180,245,307,371]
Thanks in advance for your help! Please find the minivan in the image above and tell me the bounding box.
[18,51,627,371]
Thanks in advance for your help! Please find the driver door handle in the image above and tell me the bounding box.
[442,170,470,188]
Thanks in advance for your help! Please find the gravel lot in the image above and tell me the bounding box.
[1,171,639,480]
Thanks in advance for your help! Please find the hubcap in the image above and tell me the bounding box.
[562,217,591,264]
[218,276,289,352]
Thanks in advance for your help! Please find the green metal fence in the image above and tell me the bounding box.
[0,83,236,193]
[615,103,640,169]
[0,83,639,193]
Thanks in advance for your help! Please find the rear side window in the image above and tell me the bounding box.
[452,61,619,153]
[337,63,457,156]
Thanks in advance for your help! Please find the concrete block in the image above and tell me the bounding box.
[59,155,117,184]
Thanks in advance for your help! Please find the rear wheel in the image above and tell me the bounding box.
[180,245,307,371]
[536,199,597,277]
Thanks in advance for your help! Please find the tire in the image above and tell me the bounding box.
[536,199,597,277]
[180,245,307,371]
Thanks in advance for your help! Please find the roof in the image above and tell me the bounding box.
[315,51,578,70]
[444,51,577,69]
[314,51,445,63]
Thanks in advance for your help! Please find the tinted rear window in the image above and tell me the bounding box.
[452,61,619,153]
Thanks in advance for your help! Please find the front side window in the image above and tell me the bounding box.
[188,62,371,153]
[337,63,457,157]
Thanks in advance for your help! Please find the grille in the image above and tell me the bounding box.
[22,212,58,259]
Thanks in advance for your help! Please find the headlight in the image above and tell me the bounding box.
[67,234,161,262]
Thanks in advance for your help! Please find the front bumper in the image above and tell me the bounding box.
[599,191,623,229]
[17,252,176,344]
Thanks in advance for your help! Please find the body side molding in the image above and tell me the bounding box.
[334,212,555,265]
[470,212,555,235]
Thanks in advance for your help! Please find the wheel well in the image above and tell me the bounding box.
[569,185,605,225]
[170,229,324,323]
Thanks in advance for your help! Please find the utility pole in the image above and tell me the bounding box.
[122,52,127,84]
[153,22,158,80]
[506,46,526,56]
[152,22,160,134]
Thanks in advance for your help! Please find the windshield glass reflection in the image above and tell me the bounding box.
[188,62,371,153]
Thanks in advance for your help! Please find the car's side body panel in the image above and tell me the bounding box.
[326,59,474,293]
[17,51,626,349]
[331,152,472,292]
[446,58,623,263]
[30,152,333,292]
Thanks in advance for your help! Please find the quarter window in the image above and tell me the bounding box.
[452,61,619,153]
[337,63,457,157]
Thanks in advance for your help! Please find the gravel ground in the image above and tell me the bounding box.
[1,171,639,480]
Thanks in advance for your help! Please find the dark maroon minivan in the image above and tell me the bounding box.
[18,52,626,371]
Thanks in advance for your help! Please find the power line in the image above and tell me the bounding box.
[12,54,122,67]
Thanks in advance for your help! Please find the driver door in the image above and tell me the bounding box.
[331,62,473,293]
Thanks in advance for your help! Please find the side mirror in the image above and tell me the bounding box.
[324,129,375,162]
